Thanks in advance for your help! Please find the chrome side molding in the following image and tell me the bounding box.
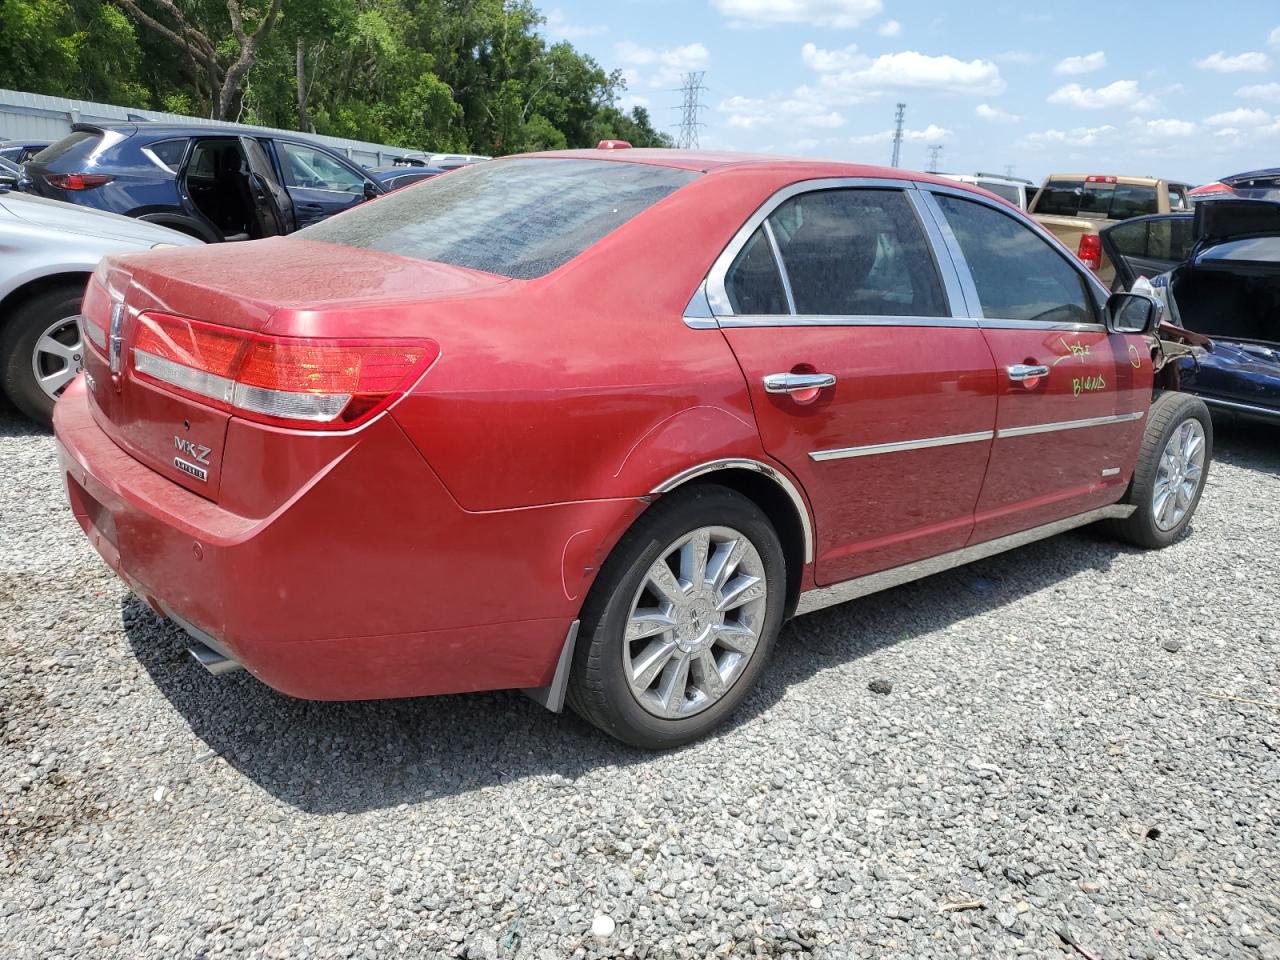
[794,503,1136,617]
[997,411,1144,439]
[811,430,993,462]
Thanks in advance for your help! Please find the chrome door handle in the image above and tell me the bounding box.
[1007,364,1050,382]
[763,372,837,394]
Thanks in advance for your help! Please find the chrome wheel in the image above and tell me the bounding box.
[623,525,768,719]
[31,315,83,401]
[1153,418,1206,531]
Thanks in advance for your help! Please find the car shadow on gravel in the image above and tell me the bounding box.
[0,405,48,438]
[121,524,1141,815]
[1212,416,1280,477]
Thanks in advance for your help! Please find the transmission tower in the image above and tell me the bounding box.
[676,72,708,149]
[890,103,906,168]
[927,144,943,174]
[1004,164,1016,178]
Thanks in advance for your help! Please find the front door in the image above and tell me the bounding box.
[240,137,294,237]
[924,190,1152,544]
[271,140,374,227]
[711,184,998,585]
[1100,214,1195,291]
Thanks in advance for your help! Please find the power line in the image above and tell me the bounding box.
[675,71,708,150]
[890,102,906,168]
[927,144,943,174]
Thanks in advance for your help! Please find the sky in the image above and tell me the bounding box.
[540,0,1280,185]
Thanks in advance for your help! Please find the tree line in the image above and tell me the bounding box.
[0,0,672,153]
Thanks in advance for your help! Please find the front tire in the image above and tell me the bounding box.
[0,283,86,427]
[1107,391,1213,549]
[567,484,786,749]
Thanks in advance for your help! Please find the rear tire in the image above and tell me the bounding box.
[1106,391,1212,549]
[567,484,786,749]
[0,283,86,427]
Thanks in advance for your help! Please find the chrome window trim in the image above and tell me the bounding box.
[651,458,814,563]
[141,145,180,176]
[995,411,1144,439]
[810,430,994,462]
[905,189,970,317]
[794,503,1136,617]
[921,183,1110,324]
[762,219,797,315]
[977,319,1107,332]
[703,176,949,321]
[682,283,719,329]
[716,314,978,329]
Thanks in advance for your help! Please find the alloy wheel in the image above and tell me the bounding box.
[31,315,83,401]
[1153,418,1206,531]
[623,525,768,719]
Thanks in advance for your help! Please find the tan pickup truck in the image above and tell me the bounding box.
[1028,174,1194,287]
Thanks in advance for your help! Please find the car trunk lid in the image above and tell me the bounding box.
[81,238,508,502]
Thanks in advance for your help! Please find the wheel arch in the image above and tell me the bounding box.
[0,272,91,334]
[651,459,813,618]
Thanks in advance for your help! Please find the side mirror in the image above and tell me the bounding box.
[363,181,380,201]
[1105,291,1161,335]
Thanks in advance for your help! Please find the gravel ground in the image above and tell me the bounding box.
[2,404,1278,960]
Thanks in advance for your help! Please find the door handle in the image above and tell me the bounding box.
[763,372,837,394]
[1007,364,1050,382]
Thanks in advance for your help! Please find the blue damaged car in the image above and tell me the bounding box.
[1101,199,1280,423]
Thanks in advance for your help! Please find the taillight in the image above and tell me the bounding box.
[1189,182,1232,198]
[1077,234,1103,272]
[131,312,438,429]
[1085,175,1118,184]
[44,173,114,191]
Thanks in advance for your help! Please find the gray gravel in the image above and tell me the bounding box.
[3,405,1279,960]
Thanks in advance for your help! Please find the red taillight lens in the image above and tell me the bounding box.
[1189,182,1231,198]
[45,173,114,191]
[131,312,438,429]
[1077,233,1103,272]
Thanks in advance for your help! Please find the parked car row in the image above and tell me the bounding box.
[50,145,1213,748]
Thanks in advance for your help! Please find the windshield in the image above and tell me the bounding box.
[299,157,699,279]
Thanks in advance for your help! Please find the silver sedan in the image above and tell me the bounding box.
[0,181,201,425]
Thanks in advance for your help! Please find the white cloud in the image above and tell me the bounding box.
[613,41,711,89]
[1271,27,1280,47]
[851,123,953,144]
[801,42,860,72]
[1054,51,1106,75]
[711,0,882,29]
[1047,79,1157,112]
[992,50,1038,65]
[718,95,845,130]
[1237,82,1280,103]
[1194,51,1269,73]
[543,9,607,40]
[791,137,822,151]
[618,94,651,111]
[877,19,901,37]
[1130,118,1196,139]
[1022,124,1115,149]
[800,49,1005,100]
[1204,107,1272,128]
[975,103,1019,124]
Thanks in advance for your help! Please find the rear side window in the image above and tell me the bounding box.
[978,181,1022,206]
[31,130,100,165]
[766,189,947,317]
[935,194,1095,324]
[300,158,698,279]
[147,138,188,169]
[1108,218,1194,261]
[724,228,789,314]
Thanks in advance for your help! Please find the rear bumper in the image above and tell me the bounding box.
[54,379,639,700]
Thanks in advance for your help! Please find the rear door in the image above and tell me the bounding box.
[270,139,374,227]
[922,188,1151,543]
[240,137,294,236]
[707,180,998,585]
[1100,215,1194,290]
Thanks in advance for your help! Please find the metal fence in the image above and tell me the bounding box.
[0,88,415,168]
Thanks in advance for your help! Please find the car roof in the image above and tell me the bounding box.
[75,121,344,146]
[512,148,975,186]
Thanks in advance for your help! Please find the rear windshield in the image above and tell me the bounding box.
[1032,179,1159,220]
[299,157,699,279]
[31,130,101,165]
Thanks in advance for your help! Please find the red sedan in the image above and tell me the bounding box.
[54,147,1212,748]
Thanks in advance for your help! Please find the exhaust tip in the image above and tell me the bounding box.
[187,639,243,676]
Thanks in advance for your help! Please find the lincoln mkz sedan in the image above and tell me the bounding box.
[54,148,1212,748]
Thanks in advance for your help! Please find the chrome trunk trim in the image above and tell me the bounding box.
[794,503,1136,617]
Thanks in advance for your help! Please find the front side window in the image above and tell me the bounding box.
[300,158,698,280]
[276,142,365,193]
[935,194,1095,325]
[763,189,946,317]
